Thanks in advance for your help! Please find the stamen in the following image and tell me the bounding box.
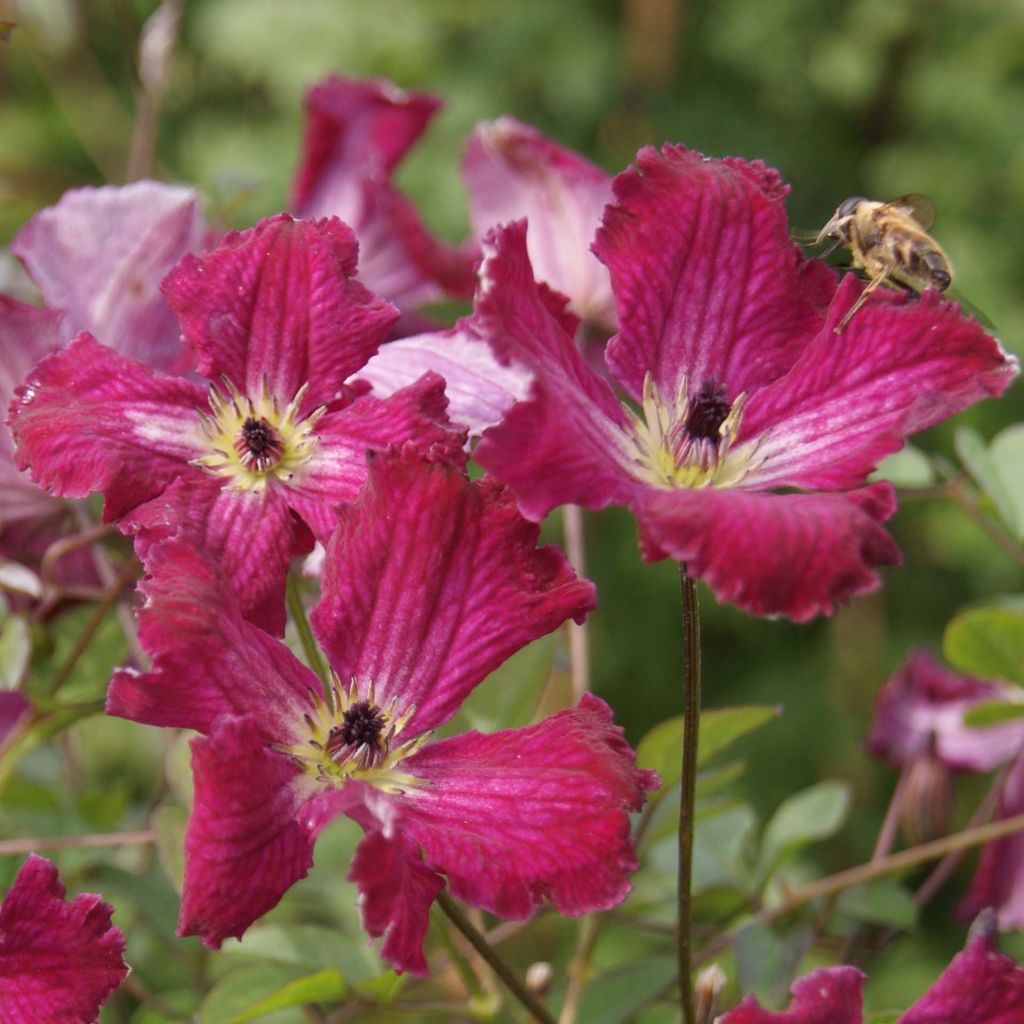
[684,380,731,442]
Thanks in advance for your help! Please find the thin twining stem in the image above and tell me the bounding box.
[0,830,154,857]
[563,504,590,700]
[436,890,557,1024]
[286,571,330,693]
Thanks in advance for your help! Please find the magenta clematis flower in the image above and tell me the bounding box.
[462,116,615,329]
[106,448,656,975]
[469,146,1018,621]
[0,854,128,1023]
[10,214,460,634]
[959,749,1024,930]
[867,648,1024,773]
[291,75,477,310]
[719,915,1024,1023]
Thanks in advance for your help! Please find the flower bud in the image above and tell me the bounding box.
[695,963,726,1024]
[900,748,955,846]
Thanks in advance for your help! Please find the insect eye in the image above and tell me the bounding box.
[836,196,866,218]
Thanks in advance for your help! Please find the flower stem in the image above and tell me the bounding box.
[0,829,154,856]
[286,572,329,692]
[435,890,557,1024]
[677,564,701,1024]
[563,504,590,700]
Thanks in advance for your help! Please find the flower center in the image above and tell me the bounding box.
[627,373,762,489]
[278,676,429,793]
[193,378,324,492]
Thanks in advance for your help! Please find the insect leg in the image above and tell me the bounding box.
[834,273,889,334]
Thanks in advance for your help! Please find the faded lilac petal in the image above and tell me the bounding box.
[163,214,398,411]
[310,446,596,736]
[899,917,1024,1024]
[355,324,532,438]
[463,117,614,326]
[0,692,30,746]
[594,144,837,404]
[291,75,477,308]
[867,649,1024,773]
[717,966,864,1024]
[11,180,205,370]
[395,694,658,918]
[10,333,208,521]
[107,539,316,734]
[740,278,1018,491]
[635,483,901,623]
[959,752,1024,929]
[0,854,128,1023]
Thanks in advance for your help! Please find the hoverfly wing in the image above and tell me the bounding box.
[882,194,936,230]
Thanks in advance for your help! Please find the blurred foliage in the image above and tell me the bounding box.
[2,0,1024,1020]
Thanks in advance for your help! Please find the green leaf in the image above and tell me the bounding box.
[955,425,1024,538]
[963,699,1024,726]
[692,803,757,892]
[871,444,935,488]
[574,956,677,1024]
[758,780,852,881]
[944,604,1024,684]
[152,804,187,893]
[836,879,916,928]
[199,965,345,1024]
[0,613,30,688]
[734,920,812,1009]
[637,705,779,790]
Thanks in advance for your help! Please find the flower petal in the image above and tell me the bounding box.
[396,694,657,918]
[635,483,901,622]
[717,967,864,1024]
[107,538,317,734]
[162,214,398,410]
[11,180,205,370]
[594,144,836,404]
[9,333,208,521]
[472,221,643,521]
[899,916,1024,1024]
[959,752,1024,930]
[740,278,1019,490]
[463,117,614,326]
[311,447,595,736]
[0,854,128,1024]
[866,649,1024,773]
[179,715,333,949]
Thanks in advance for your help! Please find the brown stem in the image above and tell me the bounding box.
[0,830,154,856]
[563,505,590,700]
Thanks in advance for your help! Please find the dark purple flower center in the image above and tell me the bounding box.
[235,416,285,472]
[325,700,388,769]
[684,380,731,442]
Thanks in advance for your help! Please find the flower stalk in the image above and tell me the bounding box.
[286,570,330,695]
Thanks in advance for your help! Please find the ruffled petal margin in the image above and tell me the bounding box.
[635,482,901,622]
[0,854,128,1024]
[717,966,864,1024]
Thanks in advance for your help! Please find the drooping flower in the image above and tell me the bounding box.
[469,146,1018,621]
[106,448,656,974]
[718,914,1024,1024]
[0,854,128,1023]
[10,214,461,634]
[291,75,477,310]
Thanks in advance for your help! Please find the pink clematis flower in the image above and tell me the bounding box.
[10,214,460,634]
[718,914,1024,1023]
[291,75,477,310]
[469,146,1018,621]
[0,854,128,1023]
[106,448,656,975]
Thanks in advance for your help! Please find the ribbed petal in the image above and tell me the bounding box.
[179,716,330,949]
[10,180,205,370]
[740,278,1019,490]
[959,752,1024,930]
[866,649,1024,773]
[899,919,1024,1024]
[463,117,614,326]
[9,333,208,521]
[719,967,863,1024]
[472,221,643,520]
[124,478,296,635]
[347,828,444,976]
[291,75,476,308]
[594,144,836,404]
[286,371,462,541]
[635,483,901,622]
[395,695,657,918]
[107,539,317,735]
[0,855,128,1024]
[162,214,398,411]
[355,324,532,438]
[311,447,595,736]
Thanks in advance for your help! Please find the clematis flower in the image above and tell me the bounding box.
[469,146,1018,621]
[718,913,1024,1023]
[0,854,128,1023]
[10,214,461,634]
[959,749,1024,930]
[291,75,477,310]
[106,448,656,975]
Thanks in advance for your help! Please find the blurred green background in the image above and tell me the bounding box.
[2,0,1024,1017]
